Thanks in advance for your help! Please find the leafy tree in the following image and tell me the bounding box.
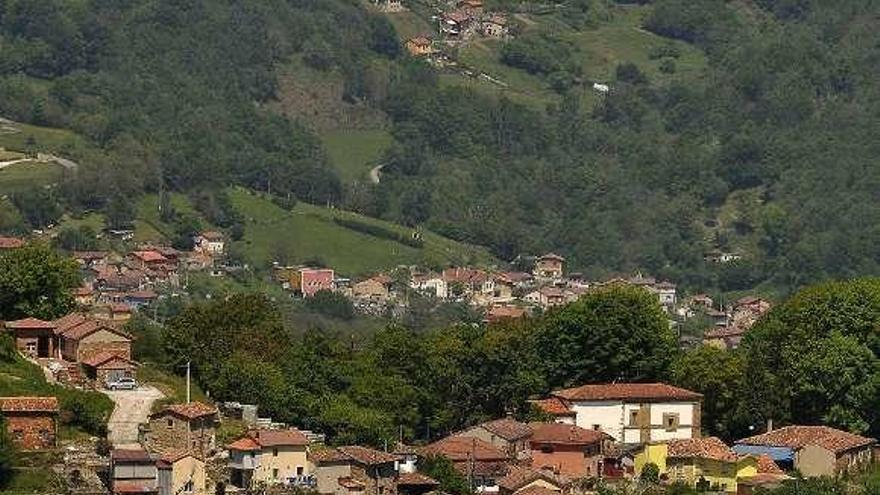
[0,242,78,320]
[304,290,355,320]
[11,188,62,229]
[537,285,677,388]
[419,455,472,495]
[56,225,97,251]
[641,462,659,483]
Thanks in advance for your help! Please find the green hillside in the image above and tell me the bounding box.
[228,188,496,275]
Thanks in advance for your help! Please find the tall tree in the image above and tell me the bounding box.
[0,242,78,320]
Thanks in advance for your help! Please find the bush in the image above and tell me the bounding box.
[501,32,579,76]
[304,290,355,320]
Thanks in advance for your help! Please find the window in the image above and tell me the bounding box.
[592,424,601,431]
[167,418,173,428]
[629,410,639,426]
[273,448,279,457]
[663,413,680,432]
[272,469,279,480]
[297,466,304,476]
[540,445,554,454]
[183,481,194,494]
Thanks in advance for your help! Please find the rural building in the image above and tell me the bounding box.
[539,383,702,443]
[420,436,509,491]
[0,236,24,249]
[734,425,876,477]
[127,250,169,270]
[157,450,207,495]
[730,297,772,329]
[227,428,311,488]
[292,268,336,298]
[703,326,747,350]
[410,272,447,299]
[397,472,439,495]
[405,37,435,57]
[635,437,757,494]
[193,231,225,256]
[482,15,508,37]
[353,274,393,301]
[4,317,57,359]
[310,445,400,495]
[456,417,532,459]
[111,448,159,495]
[528,397,576,424]
[528,422,606,478]
[0,396,59,450]
[53,313,133,363]
[443,267,494,298]
[533,254,565,280]
[81,351,137,383]
[485,305,527,324]
[497,466,566,495]
[144,402,218,458]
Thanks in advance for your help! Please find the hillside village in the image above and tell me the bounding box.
[0,236,874,495]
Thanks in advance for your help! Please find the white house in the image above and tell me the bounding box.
[194,231,225,256]
[539,383,702,444]
[410,273,448,299]
[651,281,677,308]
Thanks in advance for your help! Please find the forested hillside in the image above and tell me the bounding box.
[0,0,877,294]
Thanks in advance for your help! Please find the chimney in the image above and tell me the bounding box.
[766,418,773,433]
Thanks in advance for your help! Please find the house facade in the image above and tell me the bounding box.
[144,402,218,458]
[635,437,757,494]
[533,254,564,280]
[311,445,399,495]
[54,313,133,363]
[157,451,207,495]
[4,318,57,359]
[112,448,160,495]
[527,422,605,478]
[420,436,509,491]
[734,425,876,478]
[193,231,225,256]
[0,396,58,450]
[294,268,336,298]
[456,418,532,459]
[544,383,702,443]
[227,429,311,488]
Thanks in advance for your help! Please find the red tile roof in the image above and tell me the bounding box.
[704,325,746,339]
[81,352,136,368]
[249,428,310,447]
[310,448,352,463]
[738,426,876,454]
[475,418,532,441]
[498,466,565,492]
[397,472,439,486]
[58,318,132,340]
[0,396,59,413]
[529,397,574,417]
[442,267,488,284]
[528,422,606,445]
[487,306,527,322]
[154,401,217,420]
[515,486,561,495]
[111,449,153,462]
[0,236,24,249]
[667,437,738,462]
[756,454,784,475]
[552,383,702,402]
[228,437,261,451]
[132,250,167,263]
[112,481,157,494]
[158,449,198,466]
[338,446,399,465]
[421,436,508,462]
[5,317,55,329]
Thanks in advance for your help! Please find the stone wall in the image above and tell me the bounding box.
[6,413,56,450]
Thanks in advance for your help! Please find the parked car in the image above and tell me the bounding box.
[105,376,138,390]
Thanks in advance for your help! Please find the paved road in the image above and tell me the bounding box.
[103,386,164,448]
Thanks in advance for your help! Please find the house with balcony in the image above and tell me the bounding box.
[227,429,311,489]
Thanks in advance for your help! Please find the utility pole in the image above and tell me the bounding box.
[186,360,191,404]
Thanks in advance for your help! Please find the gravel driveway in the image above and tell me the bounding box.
[103,386,164,448]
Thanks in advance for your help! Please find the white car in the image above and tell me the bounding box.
[105,377,138,390]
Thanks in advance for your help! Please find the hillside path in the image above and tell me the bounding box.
[370,164,384,184]
[103,386,164,448]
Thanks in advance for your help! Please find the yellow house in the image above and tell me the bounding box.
[158,450,207,495]
[634,437,758,494]
[227,429,310,489]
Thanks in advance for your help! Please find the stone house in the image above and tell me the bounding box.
[527,422,606,478]
[353,274,393,302]
[497,466,566,495]
[482,15,508,37]
[405,37,435,57]
[53,313,133,363]
[157,450,207,495]
[420,436,509,491]
[143,402,218,457]
[193,231,225,256]
[0,396,59,450]
[4,318,57,359]
[310,445,400,495]
[227,428,311,489]
[410,272,447,299]
[533,254,565,280]
[456,418,533,459]
[81,351,137,383]
[293,268,336,298]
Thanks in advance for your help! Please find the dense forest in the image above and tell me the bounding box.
[0,0,878,295]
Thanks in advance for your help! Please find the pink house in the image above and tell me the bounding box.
[294,268,335,297]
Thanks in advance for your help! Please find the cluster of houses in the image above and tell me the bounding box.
[0,230,229,323]
[274,254,681,323]
[402,0,511,60]
[3,381,876,495]
[677,294,774,350]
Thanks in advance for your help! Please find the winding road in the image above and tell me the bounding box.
[103,386,165,448]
